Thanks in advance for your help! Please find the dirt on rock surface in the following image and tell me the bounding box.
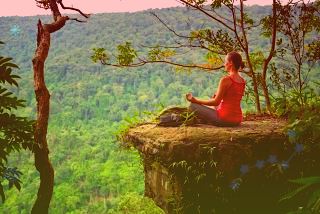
[243,112,285,121]
[123,116,288,166]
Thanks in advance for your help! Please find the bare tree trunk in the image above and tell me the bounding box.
[31,15,69,213]
[239,0,261,113]
[31,20,54,214]
[30,1,88,212]
[297,62,304,107]
[261,0,277,114]
[245,57,261,113]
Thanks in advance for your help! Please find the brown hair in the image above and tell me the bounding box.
[227,51,245,71]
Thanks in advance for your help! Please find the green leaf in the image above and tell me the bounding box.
[279,183,313,202]
[307,190,320,211]
[14,181,21,191]
[8,74,20,79]
[0,87,7,94]
[2,63,19,69]
[289,177,320,185]
[0,184,5,202]
[0,57,13,65]
[116,42,137,66]
[8,180,13,189]
[2,92,13,97]
[91,47,109,63]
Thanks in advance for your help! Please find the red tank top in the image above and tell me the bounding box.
[216,76,245,124]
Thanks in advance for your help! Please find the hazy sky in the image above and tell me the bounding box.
[0,0,274,17]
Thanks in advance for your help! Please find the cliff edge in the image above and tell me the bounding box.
[123,118,299,213]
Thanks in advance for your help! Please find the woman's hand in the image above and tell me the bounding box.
[186,92,195,102]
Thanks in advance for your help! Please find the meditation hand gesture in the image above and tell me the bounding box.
[186,92,195,102]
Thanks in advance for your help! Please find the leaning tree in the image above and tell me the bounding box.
[31,1,89,213]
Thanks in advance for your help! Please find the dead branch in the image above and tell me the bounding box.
[150,12,193,40]
[178,0,235,32]
[56,0,90,18]
[100,58,224,73]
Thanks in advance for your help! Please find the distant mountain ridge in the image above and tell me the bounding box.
[0,5,272,74]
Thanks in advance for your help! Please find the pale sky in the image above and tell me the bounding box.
[0,0,274,17]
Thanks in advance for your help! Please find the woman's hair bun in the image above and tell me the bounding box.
[240,61,245,69]
[228,51,245,71]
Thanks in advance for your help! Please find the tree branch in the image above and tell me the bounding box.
[239,0,249,51]
[100,59,224,73]
[230,5,246,51]
[150,12,193,40]
[212,9,237,26]
[68,17,87,23]
[45,16,69,33]
[57,0,90,19]
[177,0,235,32]
[262,0,277,78]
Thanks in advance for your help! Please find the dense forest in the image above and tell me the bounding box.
[0,4,319,213]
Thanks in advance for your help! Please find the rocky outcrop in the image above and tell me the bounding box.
[123,118,301,213]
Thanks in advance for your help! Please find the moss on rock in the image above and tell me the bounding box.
[122,118,300,213]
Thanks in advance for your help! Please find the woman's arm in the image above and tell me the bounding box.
[186,77,232,106]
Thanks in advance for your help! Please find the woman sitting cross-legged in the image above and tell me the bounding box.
[186,51,246,126]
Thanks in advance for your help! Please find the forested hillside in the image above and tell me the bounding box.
[0,5,318,213]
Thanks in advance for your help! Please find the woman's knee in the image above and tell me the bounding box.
[189,103,201,112]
